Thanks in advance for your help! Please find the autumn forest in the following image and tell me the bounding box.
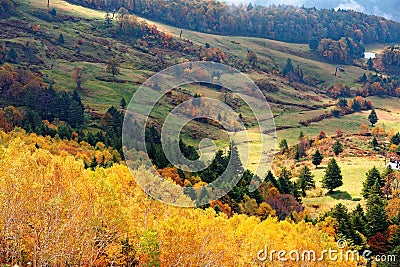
[0,0,400,266]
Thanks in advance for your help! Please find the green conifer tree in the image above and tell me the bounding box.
[322,158,343,193]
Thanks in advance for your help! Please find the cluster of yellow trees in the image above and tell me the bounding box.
[0,130,359,266]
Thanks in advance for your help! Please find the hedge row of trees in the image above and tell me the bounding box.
[66,0,400,44]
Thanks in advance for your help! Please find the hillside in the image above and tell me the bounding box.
[66,0,400,45]
[1,0,400,266]
[2,0,399,147]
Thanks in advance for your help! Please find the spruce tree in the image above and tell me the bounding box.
[362,167,384,199]
[282,58,294,77]
[367,57,374,70]
[298,166,315,197]
[6,47,18,63]
[368,109,378,126]
[58,33,65,44]
[338,98,348,108]
[371,137,379,150]
[312,149,323,168]
[332,139,344,156]
[391,132,400,145]
[365,194,389,237]
[120,97,127,109]
[322,158,343,193]
[330,203,362,244]
[351,204,367,237]
[67,92,84,128]
[265,171,281,192]
[279,139,288,153]
[278,167,292,194]
[224,143,245,199]
[351,99,361,112]
[360,73,367,83]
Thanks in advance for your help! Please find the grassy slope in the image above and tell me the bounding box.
[22,0,385,139]
[302,156,386,217]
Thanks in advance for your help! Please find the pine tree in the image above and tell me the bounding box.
[6,47,18,63]
[360,73,367,83]
[362,167,384,199]
[67,90,84,128]
[282,58,294,77]
[120,97,127,109]
[279,139,288,153]
[368,109,378,126]
[367,57,374,70]
[200,150,227,183]
[351,99,361,112]
[391,132,400,145]
[330,203,363,244]
[371,137,379,150]
[299,131,304,139]
[58,33,65,44]
[278,167,292,194]
[351,204,367,236]
[224,143,244,198]
[332,139,344,156]
[370,179,385,198]
[322,158,343,193]
[365,194,389,237]
[299,166,315,197]
[312,149,323,168]
[338,98,348,108]
[227,143,243,179]
[265,171,281,192]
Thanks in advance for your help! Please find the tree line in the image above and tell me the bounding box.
[66,0,400,45]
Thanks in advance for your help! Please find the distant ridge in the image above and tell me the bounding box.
[66,0,400,45]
